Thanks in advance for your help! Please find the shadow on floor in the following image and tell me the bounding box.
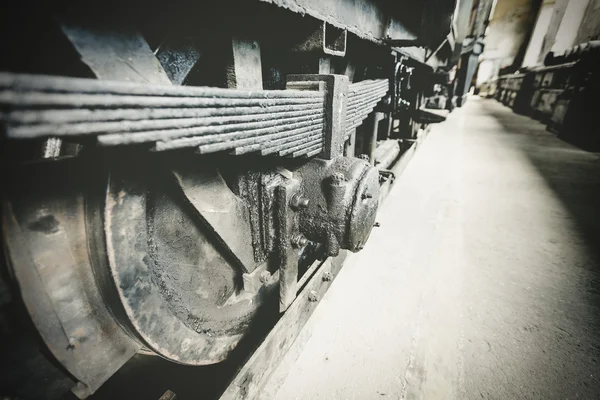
[482,100,600,269]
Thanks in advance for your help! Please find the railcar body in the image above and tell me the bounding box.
[0,0,458,398]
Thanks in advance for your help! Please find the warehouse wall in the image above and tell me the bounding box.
[522,0,555,66]
[575,0,600,43]
[479,0,541,69]
[551,0,590,52]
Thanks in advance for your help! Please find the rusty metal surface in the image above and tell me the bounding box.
[0,72,328,156]
[291,21,347,57]
[287,74,349,160]
[219,252,349,400]
[0,0,453,397]
[228,39,264,90]
[0,73,389,161]
[373,139,401,170]
[219,129,428,400]
[61,24,172,84]
[172,165,261,273]
[346,79,389,135]
[258,0,416,44]
[294,157,380,256]
[2,161,141,398]
[104,158,277,365]
[155,36,202,85]
[275,181,300,312]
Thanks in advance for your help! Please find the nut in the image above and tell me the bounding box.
[291,234,309,248]
[290,193,310,210]
[322,271,333,282]
[308,290,319,302]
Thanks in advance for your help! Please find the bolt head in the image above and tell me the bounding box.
[259,270,271,283]
[291,234,309,248]
[299,197,310,208]
[290,193,310,210]
[322,272,333,282]
[308,290,319,302]
[358,154,370,162]
[330,172,345,185]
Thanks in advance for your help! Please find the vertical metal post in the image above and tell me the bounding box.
[275,180,300,312]
[287,74,349,160]
[344,129,356,157]
[228,38,263,89]
[365,112,384,165]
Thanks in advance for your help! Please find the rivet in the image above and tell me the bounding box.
[308,290,319,302]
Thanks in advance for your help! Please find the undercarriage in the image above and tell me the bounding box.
[0,1,456,398]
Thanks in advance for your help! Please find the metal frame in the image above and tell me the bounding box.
[218,127,432,400]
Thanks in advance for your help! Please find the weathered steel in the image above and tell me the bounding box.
[0,0,454,397]
[287,74,349,160]
[219,253,348,400]
[294,157,380,256]
[156,36,202,85]
[194,120,325,154]
[2,162,141,399]
[218,128,431,400]
[0,91,324,111]
[157,119,323,152]
[0,73,387,159]
[172,166,261,273]
[373,139,401,170]
[275,183,300,312]
[278,138,322,157]
[8,108,325,138]
[2,103,324,125]
[346,79,389,135]
[258,0,416,44]
[364,112,385,165]
[60,24,172,84]
[0,72,322,98]
[107,116,324,147]
[228,39,264,89]
[104,159,277,366]
[291,140,324,157]
[292,21,347,57]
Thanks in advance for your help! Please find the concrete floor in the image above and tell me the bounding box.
[262,97,600,399]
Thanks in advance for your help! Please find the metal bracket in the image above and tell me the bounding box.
[286,74,349,160]
[274,179,301,312]
[172,165,261,273]
[292,21,347,57]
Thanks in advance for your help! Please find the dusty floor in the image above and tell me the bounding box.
[263,97,600,399]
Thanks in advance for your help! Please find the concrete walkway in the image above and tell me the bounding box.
[263,97,600,400]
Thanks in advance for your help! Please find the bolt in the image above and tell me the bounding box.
[308,290,319,302]
[358,154,370,162]
[290,193,310,210]
[291,234,309,248]
[330,172,345,185]
[322,271,333,282]
[259,270,271,283]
